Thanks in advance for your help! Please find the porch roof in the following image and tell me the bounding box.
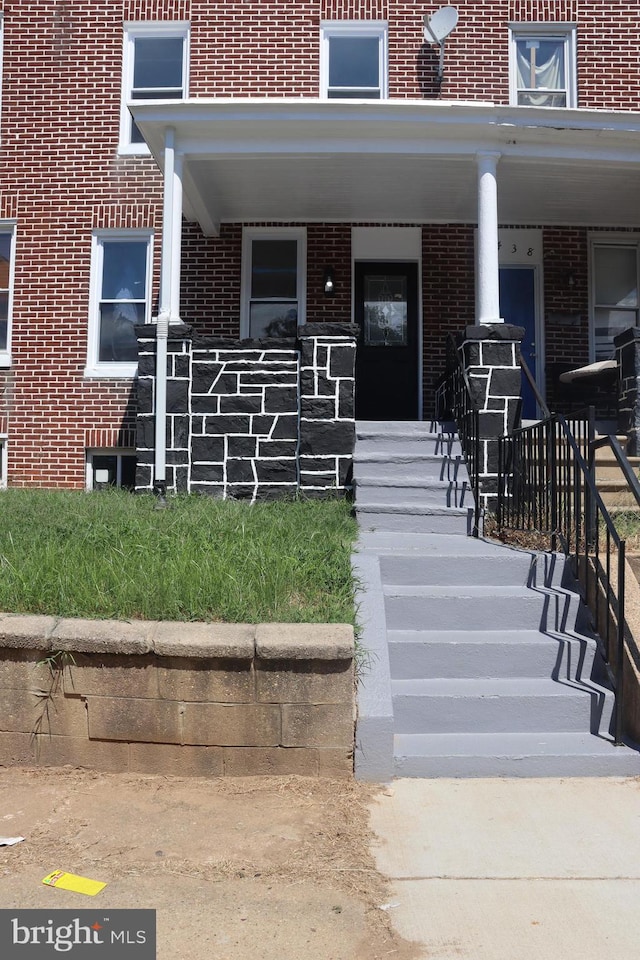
[129,98,640,236]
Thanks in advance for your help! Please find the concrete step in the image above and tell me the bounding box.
[353,451,467,481]
[383,584,580,631]
[355,435,463,457]
[354,478,472,508]
[387,629,579,679]
[356,419,456,436]
[356,503,472,535]
[392,731,640,777]
[391,677,599,734]
[378,548,532,586]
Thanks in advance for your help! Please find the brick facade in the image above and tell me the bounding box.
[1,1,639,487]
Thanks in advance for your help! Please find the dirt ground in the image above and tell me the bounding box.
[0,767,420,960]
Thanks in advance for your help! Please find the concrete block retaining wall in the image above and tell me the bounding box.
[0,615,355,778]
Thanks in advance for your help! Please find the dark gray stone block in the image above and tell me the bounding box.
[210,373,240,395]
[227,435,258,458]
[255,459,298,483]
[271,415,298,440]
[203,415,251,435]
[329,344,356,379]
[264,386,298,413]
[478,411,506,438]
[489,368,521,397]
[220,394,263,414]
[192,362,224,394]
[257,440,298,459]
[191,436,224,462]
[172,415,190,449]
[190,463,225,483]
[482,342,517,366]
[137,378,153,414]
[227,459,255,483]
[338,381,355,419]
[137,417,155,450]
[137,355,155,377]
[173,356,190,379]
[226,484,256,499]
[299,420,355,456]
[167,380,189,414]
[301,397,337,419]
[192,395,220,414]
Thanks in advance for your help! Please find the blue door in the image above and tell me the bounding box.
[499,267,538,419]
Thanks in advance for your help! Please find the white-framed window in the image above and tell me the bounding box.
[509,23,577,108]
[0,223,15,367]
[119,22,189,154]
[86,449,137,491]
[85,230,153,378]
[241,228,306,339]
[0,436,6,489]
[590,235,640,361]
[320,21,388,99]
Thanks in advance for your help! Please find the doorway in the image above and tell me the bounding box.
[354,261,419,420]
[499,266,539,419]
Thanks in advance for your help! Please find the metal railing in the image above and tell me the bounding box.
[435,334,481,537]
[497,411,640,744]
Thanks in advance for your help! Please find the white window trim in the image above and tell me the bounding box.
[240,227,307,339]
[0,221,16,368]
[0,436,6,489]
[0,14,4,145]
[84,229,153,379]
[119,21,190,156]
[588,232,640,363]
[86,448,136,490]
[320,21,389,100]
[508,22,577,109]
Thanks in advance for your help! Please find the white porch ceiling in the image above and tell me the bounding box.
[130,98,640,234]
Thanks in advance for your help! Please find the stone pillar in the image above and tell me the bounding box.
[458,323,524,506]
[298,323,357,496]
[135,324,192,494]
[615,326,640,455]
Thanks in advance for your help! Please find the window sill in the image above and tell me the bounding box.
[0,354,11,368]
[84,363,138,380]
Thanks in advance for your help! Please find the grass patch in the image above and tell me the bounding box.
[0,490,358,624]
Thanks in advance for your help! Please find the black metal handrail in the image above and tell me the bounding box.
[436,334,481,537]
[520,354,551,420]
[497,412,630,744]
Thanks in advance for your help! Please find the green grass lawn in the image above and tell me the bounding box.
[0,490,358,624]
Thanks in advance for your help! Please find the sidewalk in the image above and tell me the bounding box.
[370,776,640,960]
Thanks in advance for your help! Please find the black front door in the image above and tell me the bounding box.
[354,261,419,420]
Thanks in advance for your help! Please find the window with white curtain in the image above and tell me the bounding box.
[590,238,640,361]
[509,24,576,108]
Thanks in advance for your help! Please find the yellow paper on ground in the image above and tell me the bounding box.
[42,870,107,896]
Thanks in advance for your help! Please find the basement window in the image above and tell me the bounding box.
[0,224,15,366]
[590,237,640,361]
[86,450,137,491]
[0,437,6,489]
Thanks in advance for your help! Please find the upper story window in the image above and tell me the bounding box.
[509,23,577,108]
[241,228,306,339]
[120,22,189,154]
[0,224,15,367]
[590,236,639,361]
[85,231,153,378]
[320,22,388,99]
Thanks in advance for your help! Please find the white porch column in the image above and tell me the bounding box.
[155,126,183,493]
[476,151,503,324]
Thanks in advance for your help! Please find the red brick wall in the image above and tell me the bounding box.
[1,1,639,485]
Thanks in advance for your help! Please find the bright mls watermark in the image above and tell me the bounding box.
[0,910,156,958]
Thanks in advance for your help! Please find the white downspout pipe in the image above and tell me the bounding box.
[476,151,503,324]
[154,126,176,500]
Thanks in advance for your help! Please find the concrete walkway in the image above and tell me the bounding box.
[369,776,640,960]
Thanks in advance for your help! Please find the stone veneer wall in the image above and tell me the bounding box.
[0,615,354,778]
[135,323,357,499]
[458,323,525,507]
